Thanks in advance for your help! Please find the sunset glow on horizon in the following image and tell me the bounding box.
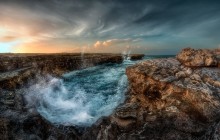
[0,0,220,54]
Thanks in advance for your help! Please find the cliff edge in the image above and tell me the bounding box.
[1,48,220,140]
[83,48,220,140]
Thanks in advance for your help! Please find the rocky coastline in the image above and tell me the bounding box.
[0,48,220,140]
[0,53,144,90]
[0,53,144,140]
[83,48,220,140]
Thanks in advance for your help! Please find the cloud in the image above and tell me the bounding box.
[1,0,220,53]
[94,38,137,48]
[2,0,219,41]
[94,41,102,48]
[0,35,18,42]
[90,38,145,53]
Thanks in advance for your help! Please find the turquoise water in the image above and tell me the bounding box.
[26,55,174,127]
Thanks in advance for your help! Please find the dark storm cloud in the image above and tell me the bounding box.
[0,0,220,53]
[2,0,220,36]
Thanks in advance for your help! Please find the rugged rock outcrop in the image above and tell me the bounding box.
[0,53,144,140]
[0,53,144,90]
[83,48,220,140]
[0,53,124,73]
[1,48,220,140]
[177,48,220,67]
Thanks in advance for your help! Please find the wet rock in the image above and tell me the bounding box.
[130,54,145,60]
[115,103,138,119]
[0,111,81,140]
[0,118,9,140]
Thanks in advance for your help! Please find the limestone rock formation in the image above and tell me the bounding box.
[0,53,144,90]
[83,48,220,140]
[0,53,144,140]
[177,48,219,67]
[122,48,220,139]
[1,48,220,139]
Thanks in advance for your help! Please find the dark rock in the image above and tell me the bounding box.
[130,54,145,60]
[115,103,138,119]
[0,118,9,140]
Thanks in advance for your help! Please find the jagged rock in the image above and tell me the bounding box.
[0,118,9,140]
[84,48,220,140]
[121,49,220,139]
[0,53,144,73]
[80,48,220,139]
[130,54,145,60]
[2,48,220,139]
[115,103,138,119]
[0,53,144,139]
[0,53,144,90]
[177,48,219,67]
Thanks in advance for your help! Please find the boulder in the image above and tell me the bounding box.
[118,48,220,139]
[176,48,219,67]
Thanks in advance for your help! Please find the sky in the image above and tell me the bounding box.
[0,0,220,54]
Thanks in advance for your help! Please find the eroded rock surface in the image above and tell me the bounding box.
[83,48,220,140]
[0,53,144,90]
[0,53,144,140]
[177,48,220,67]
[1,48,220,140]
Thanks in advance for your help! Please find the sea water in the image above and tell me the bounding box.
[25,55,173,127]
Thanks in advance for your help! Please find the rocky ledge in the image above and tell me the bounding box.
[83,48,220,140]
[0,53,144,140]
[0,53,144,90]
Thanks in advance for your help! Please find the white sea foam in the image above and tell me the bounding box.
[25,61,136,126]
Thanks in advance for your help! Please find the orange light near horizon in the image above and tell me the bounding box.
[12,42,80,53]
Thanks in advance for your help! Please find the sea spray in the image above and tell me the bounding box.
[122,50,131,61]
[80,46,86,68]
[24,61,137,127]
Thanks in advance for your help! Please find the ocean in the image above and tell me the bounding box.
[25,55,174,127]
